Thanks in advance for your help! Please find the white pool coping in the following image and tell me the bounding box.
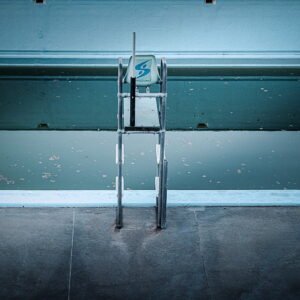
[0,190,299,207]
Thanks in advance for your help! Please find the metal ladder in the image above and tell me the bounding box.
[116,33,168,229]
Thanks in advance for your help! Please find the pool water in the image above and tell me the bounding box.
[0,131,299,190]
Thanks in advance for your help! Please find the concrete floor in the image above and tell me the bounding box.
[0,207,299,300]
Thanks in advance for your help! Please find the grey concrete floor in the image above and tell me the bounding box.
[0,207,299,300]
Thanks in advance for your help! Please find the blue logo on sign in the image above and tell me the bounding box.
[135,60,151,79]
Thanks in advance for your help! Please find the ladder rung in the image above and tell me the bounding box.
[119,92,167,98]
[125,126,160,132]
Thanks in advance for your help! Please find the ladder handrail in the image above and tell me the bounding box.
[116,57,124,229]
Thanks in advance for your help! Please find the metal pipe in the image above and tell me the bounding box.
[157,58,168,228]
[130,32,136,127]
[161,159,168,228]
[132,32,136,79]
[119,92,167,98]
[116,57,123,228]
[157,130,166,228]
[124,131,159,135]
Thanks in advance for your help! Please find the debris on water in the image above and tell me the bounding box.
[49,155,60,161]
[0,175,15,185]
[76,170,80,173]
[202,175,207,178]
[237,169,242,174]
[102,174,107,178]
[42,172,52,179]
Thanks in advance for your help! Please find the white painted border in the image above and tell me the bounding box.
[0,190,299,207]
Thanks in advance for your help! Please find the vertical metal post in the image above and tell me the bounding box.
[157,58,167,228]
[132,32,136,78]
[161,159,168,228]
[156,134,160,210]
[130,32,136,127]
[116,58,123,228]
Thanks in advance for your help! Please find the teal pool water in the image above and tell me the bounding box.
[0,131,299,190]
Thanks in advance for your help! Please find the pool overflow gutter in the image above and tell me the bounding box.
[116,33,168,229]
